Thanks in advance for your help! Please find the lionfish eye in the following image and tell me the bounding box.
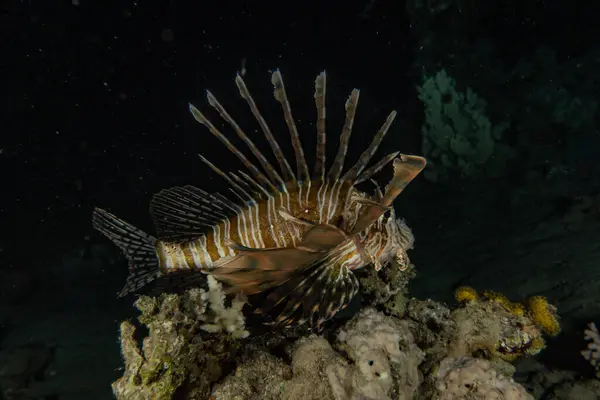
[382,209,392,221]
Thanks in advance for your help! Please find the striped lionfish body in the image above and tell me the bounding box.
[93,70,426,330]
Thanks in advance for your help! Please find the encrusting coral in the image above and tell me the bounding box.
[434,356,533,399]
[330,308,424,400]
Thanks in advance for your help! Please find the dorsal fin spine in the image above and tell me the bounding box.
[198,154,254,203]
[355,151,400,184]
[189,102,276,193]
[235,74,296,182]
[271,69,310,183]
[328,89,360,181]
[314,71,327,181]
[342,110,397,183]
[206,90,284,189]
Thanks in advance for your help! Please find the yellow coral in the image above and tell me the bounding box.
[528,296,561,336]
[526,336,546,356]
[455,286,479,303]
[482,290,527,317]
[482,290,512,309]
[508,303,526,316]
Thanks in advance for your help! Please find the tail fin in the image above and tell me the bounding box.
[92,208,162,297]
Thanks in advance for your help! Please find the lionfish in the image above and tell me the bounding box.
[93,70,426,330]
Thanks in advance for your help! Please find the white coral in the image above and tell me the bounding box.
[582,322,600,376]
[329,308,424,400]
[435,356,533,400]
[199,275,249,339]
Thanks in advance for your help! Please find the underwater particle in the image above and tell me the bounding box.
[454,286,478,303]
[161,28,174,43]
[527,296,561,336]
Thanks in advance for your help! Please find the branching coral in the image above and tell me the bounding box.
[582,322,600,377]
[199,276,249,339]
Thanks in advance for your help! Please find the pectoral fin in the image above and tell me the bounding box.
[299,224,348,252]
[210,246,323,295]
[255,239,362,331]
[212,220,351,295]
[277,206,349,252]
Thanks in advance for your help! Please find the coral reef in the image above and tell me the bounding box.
[213,308,425,400]
[449,287,560,361]
[212,302,547,400]
[332,308,424,400]
[111,278,248,399]
[210,351,292,400]
[108,263,576,400]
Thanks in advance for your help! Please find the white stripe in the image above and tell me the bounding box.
[160,244,175,270]
[305,179,312,205]
[189,240,204,268]
[283,190,296,246]
[213,224,226,258]
[327,180,342,223]
[237,209,251,247]
[175,246,188,270]
[246,204,259,248]
[266,195,280,248]
[317,181,329,223]
[277,192,288,247]
[223,218,235,256]
[200,235,213,267]
[254,203,265,248]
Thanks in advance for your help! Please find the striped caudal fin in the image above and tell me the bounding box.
[189,69,401,195]
[92,208,162,297]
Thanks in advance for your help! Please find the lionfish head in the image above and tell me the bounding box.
[363,208,415,272]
